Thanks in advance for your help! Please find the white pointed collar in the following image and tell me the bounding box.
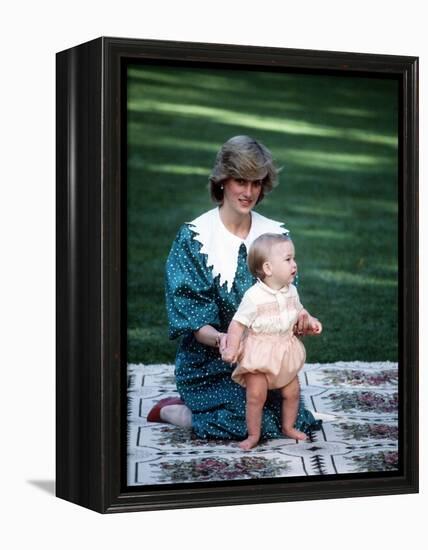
[186,207,288,292]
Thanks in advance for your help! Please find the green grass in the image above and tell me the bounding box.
[127,65,398,364]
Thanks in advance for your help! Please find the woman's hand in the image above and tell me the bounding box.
[218,332,228,354]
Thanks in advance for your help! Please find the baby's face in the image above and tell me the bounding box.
[267,240,297,287]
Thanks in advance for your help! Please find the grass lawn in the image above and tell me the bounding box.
[127,64,398,364]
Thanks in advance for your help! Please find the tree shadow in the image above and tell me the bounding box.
[126,63,399,364]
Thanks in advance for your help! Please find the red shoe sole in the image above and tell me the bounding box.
[147,396,184,423]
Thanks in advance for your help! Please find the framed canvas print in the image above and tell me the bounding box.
[56,37,418,513]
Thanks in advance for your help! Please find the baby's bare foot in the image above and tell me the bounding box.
[239,435,259,450]
[282,427,307,441]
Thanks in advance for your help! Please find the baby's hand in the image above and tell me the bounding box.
[294,311,322,336]
[222,348,238,363]
[309,318,322,335]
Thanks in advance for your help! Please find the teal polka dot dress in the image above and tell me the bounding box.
[165,211,321,440]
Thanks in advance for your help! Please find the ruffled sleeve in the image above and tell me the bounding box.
[165,224,220,339]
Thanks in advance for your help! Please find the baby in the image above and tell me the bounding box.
[222,233,322,450]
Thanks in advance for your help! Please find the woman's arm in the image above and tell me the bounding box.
[166,225,221,340]
[193,325,225,348]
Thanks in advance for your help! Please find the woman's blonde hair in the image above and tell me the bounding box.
[248,233,291,280]
[209,135,280,204]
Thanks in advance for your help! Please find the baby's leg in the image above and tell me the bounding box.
[280,377,307,441]
[240,373,268,450]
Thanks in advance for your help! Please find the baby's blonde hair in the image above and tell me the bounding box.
[248,233,291,280]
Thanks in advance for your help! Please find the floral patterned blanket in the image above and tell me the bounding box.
[127,361,398,485]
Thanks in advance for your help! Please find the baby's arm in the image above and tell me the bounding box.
[222,288,257,362]
[222,320,246,363]
[295,308,322,335]
[293,287,322,335]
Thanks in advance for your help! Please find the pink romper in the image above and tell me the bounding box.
[231,280,306,390]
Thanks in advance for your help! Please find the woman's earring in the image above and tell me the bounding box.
[220,185,224,190]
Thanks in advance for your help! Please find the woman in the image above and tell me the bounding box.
[147,135,321,440]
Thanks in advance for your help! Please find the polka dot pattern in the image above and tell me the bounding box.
[165,223,321,440]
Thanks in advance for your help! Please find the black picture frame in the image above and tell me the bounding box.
[56,36,418,513]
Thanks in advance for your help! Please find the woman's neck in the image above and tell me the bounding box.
[218,204,252,239]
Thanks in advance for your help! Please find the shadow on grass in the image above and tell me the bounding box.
[126,65,399,364]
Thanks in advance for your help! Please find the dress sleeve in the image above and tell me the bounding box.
[165,224,220,339]
[232,290,257,328]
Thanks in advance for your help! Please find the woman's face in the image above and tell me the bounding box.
[222,178,263,215]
